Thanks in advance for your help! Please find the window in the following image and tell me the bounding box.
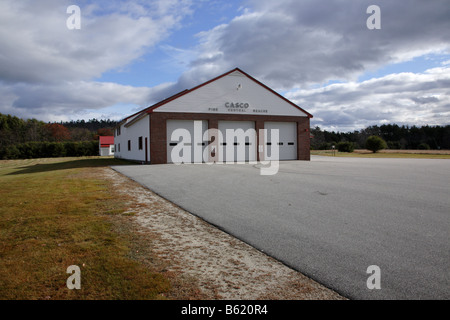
[138,136,143,150]
[128,140,131,151]
[116,126,121,136]
[118,143,120,152]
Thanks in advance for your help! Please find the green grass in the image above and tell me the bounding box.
[0,157,170,300]
[311,150,450,159]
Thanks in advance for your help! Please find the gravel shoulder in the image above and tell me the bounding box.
[103,167,345,300]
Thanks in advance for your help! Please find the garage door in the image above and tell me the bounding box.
[167,120,208,164]
[264,122,297,160]
[218,121,256,163]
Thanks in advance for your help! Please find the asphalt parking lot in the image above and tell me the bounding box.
[112,156,450,300]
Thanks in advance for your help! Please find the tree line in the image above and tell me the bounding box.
[0,113,117,159]
[1,112,449,159]
[311,124,450,151]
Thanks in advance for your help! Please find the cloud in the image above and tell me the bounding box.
[0,0,193,120]
[181,0,450,91]
[0,80,176,122]
[286,67,450,131]
[0,0,192,84]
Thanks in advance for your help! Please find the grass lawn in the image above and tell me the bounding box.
[0,157,170,300]
[311,149,450,159]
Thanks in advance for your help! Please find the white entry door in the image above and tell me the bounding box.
[264,122,297,160]
[218,121,256,163]
[167,120,208,164]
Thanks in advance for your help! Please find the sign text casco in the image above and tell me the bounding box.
[225,102,249,109]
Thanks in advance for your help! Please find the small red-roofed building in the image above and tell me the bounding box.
[99,136,115,156]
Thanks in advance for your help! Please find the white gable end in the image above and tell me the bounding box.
[153,70,309,117]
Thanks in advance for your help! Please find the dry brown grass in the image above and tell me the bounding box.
[312,149,450,158]
[0,157,170,300]
[355,149,450,155]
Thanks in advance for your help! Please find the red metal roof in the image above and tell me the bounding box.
[99,136,114,146]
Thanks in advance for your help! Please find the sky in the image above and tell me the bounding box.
[1,0,449,132]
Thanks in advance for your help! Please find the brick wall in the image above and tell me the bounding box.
[150,112,310,164]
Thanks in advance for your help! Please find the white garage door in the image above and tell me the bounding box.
[218,121,256,163]
[264,122,297,160]
[167,120,208,164]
